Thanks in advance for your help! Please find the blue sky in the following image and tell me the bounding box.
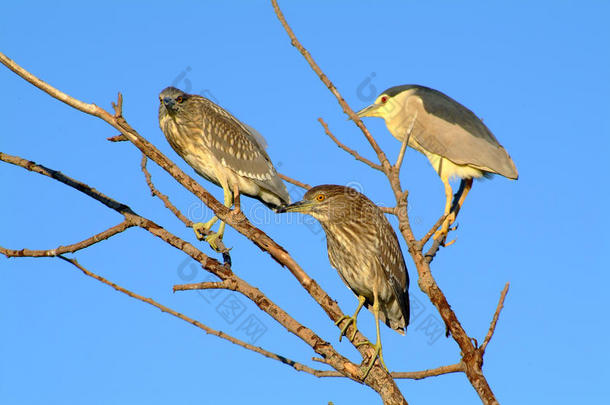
[1,1,609,404]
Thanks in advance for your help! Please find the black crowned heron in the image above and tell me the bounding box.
[279,185,409,378]
[356,85,518,242]
[159,87,289,250]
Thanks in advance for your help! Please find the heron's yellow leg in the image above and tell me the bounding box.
[356,288,388,379]
[194,184,233,252]
[452,178,473,218]
[434,178,474,244]
[433,179,455,241]
[335,295,366,342]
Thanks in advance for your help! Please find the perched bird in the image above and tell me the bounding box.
[159,87,290,250]
[356,85,518,242]
[279,185,409,378]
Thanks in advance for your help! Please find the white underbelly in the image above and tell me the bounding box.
[422,150,485,181]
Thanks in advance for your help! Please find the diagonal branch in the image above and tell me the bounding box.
[56,255,329,378]
[173,280,233,291]
[419,214,448,250]
[270,1,391,172]
[480,283,510,354]
[0,219,132,258]
[318,118,383,171]
[141,154,192,227]
[278,173,311,190]
[140,154,230,258]
[394,111,417,171]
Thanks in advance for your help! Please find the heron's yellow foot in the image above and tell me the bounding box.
[433,212,457,243]
[335,314,359,342]
[204,231,224,252]
[357,338,388,379]
[192,218,218,241]
[193,218,226,252]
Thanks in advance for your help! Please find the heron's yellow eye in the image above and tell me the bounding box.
[176,96,184,103]
[380,96,388,104]
[315,194,326,202]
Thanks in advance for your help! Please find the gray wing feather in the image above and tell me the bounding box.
[408,87,518,179]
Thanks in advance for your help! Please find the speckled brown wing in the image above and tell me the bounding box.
[375,211,410,331]
[188,97,289,204]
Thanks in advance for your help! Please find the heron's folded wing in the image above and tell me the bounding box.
[376,218,410,329]
[408,88,518,179]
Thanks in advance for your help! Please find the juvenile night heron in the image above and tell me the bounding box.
[279,185,410,378]
[159,87,290,250]
[357,85,518,242]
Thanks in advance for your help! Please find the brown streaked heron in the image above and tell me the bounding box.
[159,87,289,251]
[279,185,410,379]
[356,85,518,242]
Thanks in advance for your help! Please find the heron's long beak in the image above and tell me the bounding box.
[277,200,314,214]
[355,103,381,118]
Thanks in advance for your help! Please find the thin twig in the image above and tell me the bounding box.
[318,118,383,171]
[141,155,193,227]
[0,220,132,258]
[140,154,230,258]
[278,173,311,190]
[270,1,390,171]
[107,134,128,142]
[480,283,510,354]
[394,112,417,171]
[379,206,397,215]
[56,255,328,378]
[419,213,448,249]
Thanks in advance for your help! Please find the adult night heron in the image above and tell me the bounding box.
[357,85,518,242]
[280,185,409,378]
[159,86,290,250]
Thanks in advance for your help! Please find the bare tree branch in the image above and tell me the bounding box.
[419,214,448,250]
[0,219,132,258]
[480,283,510,354]
[297,362,464,380]
[56,255,331,378]
[278,172,311,190]
[173,280,234,291]
[141,155,192,227]
[318,118,383,171]
[394,112,417,171]
[269,1,391,172]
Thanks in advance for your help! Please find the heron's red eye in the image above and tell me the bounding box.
[176,96,184,103]
[380,96,388,104]
[316,194,326,202]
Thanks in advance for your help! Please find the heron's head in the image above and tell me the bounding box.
[278,184,371,223]
[159,87,190,116]
[355,85,415,122]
